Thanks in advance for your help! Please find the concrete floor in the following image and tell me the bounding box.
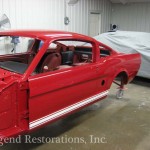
[1,77,150,150]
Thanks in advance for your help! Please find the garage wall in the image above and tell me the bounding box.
[0,0,65,30]
[67,0,112,34]
[111,2,150,32]
[0,0,111,35]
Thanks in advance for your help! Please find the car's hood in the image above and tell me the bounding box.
[0,68,21,92]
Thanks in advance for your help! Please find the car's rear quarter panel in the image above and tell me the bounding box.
[113,53,141,81]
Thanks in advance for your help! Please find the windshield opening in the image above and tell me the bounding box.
[0,36,43,74]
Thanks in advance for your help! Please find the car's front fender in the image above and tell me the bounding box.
[0,82,17,131]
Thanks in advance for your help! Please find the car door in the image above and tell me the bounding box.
[28,40,109,130]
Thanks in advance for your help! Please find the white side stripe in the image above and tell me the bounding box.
[29,90,109,129]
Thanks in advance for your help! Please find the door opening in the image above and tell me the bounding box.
[89,12,101,37]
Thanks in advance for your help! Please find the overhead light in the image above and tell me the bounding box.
[67,0,79,5]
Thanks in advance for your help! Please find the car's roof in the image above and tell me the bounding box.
[0,30,94,41]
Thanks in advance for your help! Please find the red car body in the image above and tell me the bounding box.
[0,30,141,139]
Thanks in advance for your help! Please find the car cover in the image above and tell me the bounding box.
[94,31,150,79]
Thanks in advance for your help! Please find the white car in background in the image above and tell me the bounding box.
[94,31,150,79]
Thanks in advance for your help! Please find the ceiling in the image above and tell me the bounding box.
[110,0,150,4]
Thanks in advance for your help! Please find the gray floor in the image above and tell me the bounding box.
[1,77,150,150]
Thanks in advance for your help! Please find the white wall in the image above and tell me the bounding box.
[111,2,150,32]
[67,0,112,34]
[0,0,65,30]
[0,0,111,35]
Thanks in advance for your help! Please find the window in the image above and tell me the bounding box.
[34,40,93,74]
[0,36,35,55]
[99,46,111,58]
[0,36,42,74]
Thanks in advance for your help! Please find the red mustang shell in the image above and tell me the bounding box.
[0,30,141,139]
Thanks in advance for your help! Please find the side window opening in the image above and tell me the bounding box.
[34,40,93,74]
[99,46,111,57]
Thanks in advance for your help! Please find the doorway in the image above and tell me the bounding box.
[89,11,101,37]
